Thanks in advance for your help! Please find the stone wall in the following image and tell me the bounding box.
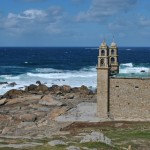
[109,77,150,121]
[97,68,109,118]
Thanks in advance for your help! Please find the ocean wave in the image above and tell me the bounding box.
[0,66,26,69]
[35,66,96,73]
[0,66,97,95]
[120,63,150,74]
[27,69,96,79]
[0,64,149,96]
[120,63,133,67]
[35,68,62,73]
[1,75,21,80]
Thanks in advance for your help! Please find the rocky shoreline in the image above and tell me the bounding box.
[0,82,150,150]
[0,82,96,138]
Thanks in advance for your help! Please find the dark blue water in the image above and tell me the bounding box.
[0,47,149,95]
[0,47,150,75]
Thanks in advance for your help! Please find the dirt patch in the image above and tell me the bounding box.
[61,121,149,131]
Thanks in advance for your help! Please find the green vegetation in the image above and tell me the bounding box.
[79,142,114,149]
[0,122,149,150]
[31,144,67,150]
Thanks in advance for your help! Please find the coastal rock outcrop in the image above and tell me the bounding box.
[0,98,7,105]
[36,84,49,93]
[0,82,8,85]
[25,84,37,92]
[36,81,42,85]
[49,84,95,100]
[61,85,71,93]
[7,82,17,87]
[25,84,49,94]
[2,89,23,99]
[0,84,96,138]
[18,114,37,122]
[39,94,62,106]
[49,85,62,94]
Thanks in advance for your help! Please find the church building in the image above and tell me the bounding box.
[97,40,150,121]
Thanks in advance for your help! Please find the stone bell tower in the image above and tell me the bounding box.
[97,40,110,118]
[109,40,119,75]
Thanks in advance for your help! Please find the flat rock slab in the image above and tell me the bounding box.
[19,114,36,122]
[0,98,7,105]
[48,140,67,146]
[48,107,69,120]
[80,131,112,146]
[56,102,101,122]
[0,142,43,148]
[66,146,80,150]
[39,94,62,106]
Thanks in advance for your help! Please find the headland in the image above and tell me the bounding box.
[0,82,150,150]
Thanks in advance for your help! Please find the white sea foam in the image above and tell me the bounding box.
[120,63,150,74]
[35,68,62,73]
[0,67,97,95]
[1,75,20,80]
[0,65,149,95]
[27,72,96,79]
[120,67,149,74]
[27,67,96,79]
[0,66,26,69]
[121,63,133,67]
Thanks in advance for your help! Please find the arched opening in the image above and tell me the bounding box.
[100,59,105,66]
[111,57,115,64]
[111,49,114,55]
[101,50,105,56]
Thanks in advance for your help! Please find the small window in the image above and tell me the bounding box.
[100,59,105,66]
[111,49,114,55]
[101,50,105,56]
[111,57,115,64]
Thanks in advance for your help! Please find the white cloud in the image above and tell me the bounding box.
[8,9,47,20]
[20,9,47,19]
[76,0,138,22]
[0,6,65,35]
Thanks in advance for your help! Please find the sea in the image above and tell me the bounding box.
[0,47,150,95]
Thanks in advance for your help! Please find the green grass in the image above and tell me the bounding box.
[71,122,150,149]
[30,144,67,150]
[0,122,149,150]
[79,142,115,149]
[0,148,17,150]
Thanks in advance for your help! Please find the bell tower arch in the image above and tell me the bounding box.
[109,40,119,75]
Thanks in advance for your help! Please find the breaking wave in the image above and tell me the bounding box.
[0,66,97,95]
[0,63,149,95]
[120,63,150,74]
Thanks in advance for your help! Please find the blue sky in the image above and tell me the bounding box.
[0,0,150,46]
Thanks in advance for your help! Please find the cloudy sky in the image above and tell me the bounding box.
[0,0,150,47]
